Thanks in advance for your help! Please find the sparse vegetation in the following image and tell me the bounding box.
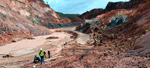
[20,7,26,9]
[32,19,40,25]
[0,5,5,8]
[9,17,17,22]
[0,13,7,21]
[8,7,12,11]
[56,12,79,19]
[32,16,42,25]
[7,29,10,32]
[1,28,6,31]
[72,48,75,55]
[17,11,20,15]
[16,25,19,27]
[32,20,36,24]
[13,29,17,32]
[14,0,25,4]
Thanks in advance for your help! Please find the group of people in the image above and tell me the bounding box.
[90,32,103,46]
[33,48,51,65]
[92,31,117,46]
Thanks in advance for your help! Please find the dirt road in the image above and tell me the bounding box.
[0,27,90,68]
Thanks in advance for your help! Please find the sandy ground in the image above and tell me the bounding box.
[0,32,69,56]
[0,28,72,68]
[51,27,90,44]
[0,27,90,68]
[74,31,90,44]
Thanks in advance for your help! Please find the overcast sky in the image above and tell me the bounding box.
[43,0,129,14]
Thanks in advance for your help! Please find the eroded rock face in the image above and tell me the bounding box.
[77,0,150,34]
[76,0,150,57]
[0,0,63,45]
[78,0,149,20]
[129,32,150,57]
[17,0,150,68]
[78,9,103,19]
[60,18,71,24]
[0,0,83,45]
[135,32,150,48]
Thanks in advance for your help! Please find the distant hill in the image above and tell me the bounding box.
[56,12,79,19]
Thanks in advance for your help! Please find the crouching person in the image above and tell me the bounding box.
[33,55,41,63]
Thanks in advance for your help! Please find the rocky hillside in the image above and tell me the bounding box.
[0,0,80,45]
[7,0,150,68]
[78,8,103,19]
[76,0,150,59]
[78,0,147,19]
[23,0,150,67]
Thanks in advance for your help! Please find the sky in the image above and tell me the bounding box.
[43,0,129,14]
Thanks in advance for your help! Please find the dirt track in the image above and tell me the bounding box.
[0,27,90,68]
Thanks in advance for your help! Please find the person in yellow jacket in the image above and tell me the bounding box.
[39,48,46,65]
[94,39,98,46]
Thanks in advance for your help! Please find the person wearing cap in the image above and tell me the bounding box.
[33,55,41,63]
[39,48,46,65]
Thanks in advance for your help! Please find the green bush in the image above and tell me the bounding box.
[1,28,6,31]
[32,20,36,24]
[0,5,5,8]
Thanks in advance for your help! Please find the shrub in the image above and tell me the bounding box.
[17,11,20,15]
[0,13,7,21]
[56,12,79,19]
[13,29,17,32]
[20,7,26,9]
[0,5,5,8]
[14,0,25,4]
[1,28,6,31]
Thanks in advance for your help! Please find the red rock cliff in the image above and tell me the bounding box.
[0,0,63,45]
